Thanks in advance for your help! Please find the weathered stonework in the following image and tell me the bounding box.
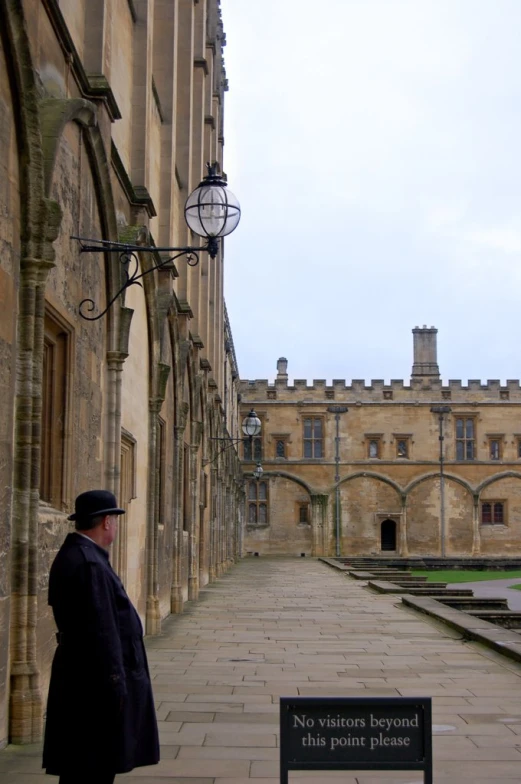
[241,328,521,559]
[0,0,241,748]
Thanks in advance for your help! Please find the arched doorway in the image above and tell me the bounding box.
[381,519,397,551]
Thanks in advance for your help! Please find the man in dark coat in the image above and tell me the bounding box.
[43,490,160,783]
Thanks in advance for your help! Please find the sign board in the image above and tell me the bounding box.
[280,696,432,783]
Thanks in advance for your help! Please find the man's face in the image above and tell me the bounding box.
[106,514,119,545]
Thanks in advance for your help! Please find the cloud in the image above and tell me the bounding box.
[221,0,521,383]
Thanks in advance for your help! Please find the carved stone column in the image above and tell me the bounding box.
[145,399,162,635]
[144,362,170,634]
[10,214,60,743]
[399,495,409,556]
[171,415,187,613]
[208,467,218,581]
[223,479,230,571]
[188,421,202,601]
[216,477,224,576]
[472,494,481,556]
[310,494,329,556]
[236,483,246,560]
[104,307,133,492]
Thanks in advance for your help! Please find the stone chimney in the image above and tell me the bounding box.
[411,326,440,379]
[276,357,288,381]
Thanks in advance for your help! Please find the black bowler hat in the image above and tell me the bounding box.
[68,490,125,522]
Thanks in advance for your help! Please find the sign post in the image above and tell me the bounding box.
[280,696,432,783]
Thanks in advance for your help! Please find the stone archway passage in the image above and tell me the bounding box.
[381,518,397,551]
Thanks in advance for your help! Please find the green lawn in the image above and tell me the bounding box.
[508,582,521,591]
[411,570,521,583]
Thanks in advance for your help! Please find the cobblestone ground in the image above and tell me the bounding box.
[2,557,521,782]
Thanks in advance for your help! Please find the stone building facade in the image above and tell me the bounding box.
[240,327,521,560]
[0,0,243,748]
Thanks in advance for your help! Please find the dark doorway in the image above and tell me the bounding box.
[381,519,397,551]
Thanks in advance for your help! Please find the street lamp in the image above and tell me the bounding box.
[241,410,261,439]
[430,405,452,558]
[253,463,264,481]
[208,409,261,465]
[327,405,348,557]
[72,162,241,321]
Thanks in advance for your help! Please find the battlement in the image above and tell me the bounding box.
[241,377,521,403]
[243,331,521,403]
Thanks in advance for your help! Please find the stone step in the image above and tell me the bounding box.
[368,581,473,597]
[436,597,510,611]
[466,610,521,629]
[361,570,420,577]
[393,581,447,589]
[403,589,474,597]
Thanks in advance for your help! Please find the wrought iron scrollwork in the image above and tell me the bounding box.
[72,237,205,321]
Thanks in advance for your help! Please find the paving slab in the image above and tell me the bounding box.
[4,557,521,781]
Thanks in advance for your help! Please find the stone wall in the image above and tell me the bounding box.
[0,0,243,748]
[0,24,19,749]
[241,341,521,558]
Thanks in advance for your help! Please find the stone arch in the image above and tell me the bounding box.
[405,471,474,498]
[182,351,196,425]
[176,348,197,599]
[336,470,403,498]
[166,312,186,613]
[0,0,63,746]
[243,471,314,557]
[406,473,474,556]
[136,248,170,633]
[199,385,207,453]
[477,471,521,495]
[197,383,209,582]
[0,3,57,255]
[336,473,404,555]
[167,310,181,420]
[477,473,521,556]
[256,470,314,496]
[39,96,127,346]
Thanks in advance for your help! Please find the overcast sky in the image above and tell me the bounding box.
[220,0,521,385]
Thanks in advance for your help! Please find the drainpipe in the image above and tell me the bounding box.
[431,405,452,558]
[327,406,348,556]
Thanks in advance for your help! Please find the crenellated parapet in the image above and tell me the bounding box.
[243,329,521,403]
[241,376,521,403]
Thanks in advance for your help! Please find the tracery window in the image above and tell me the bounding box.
[244,436,262,461]
[303,417,323,458]
[455,417,476,461]
[40,307,72,509]
[481,501,505,525]
[248,480,268,525]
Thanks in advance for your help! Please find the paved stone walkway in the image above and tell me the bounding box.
[3,557,521,782]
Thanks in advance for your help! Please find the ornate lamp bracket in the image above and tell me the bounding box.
[71,236,219,321]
